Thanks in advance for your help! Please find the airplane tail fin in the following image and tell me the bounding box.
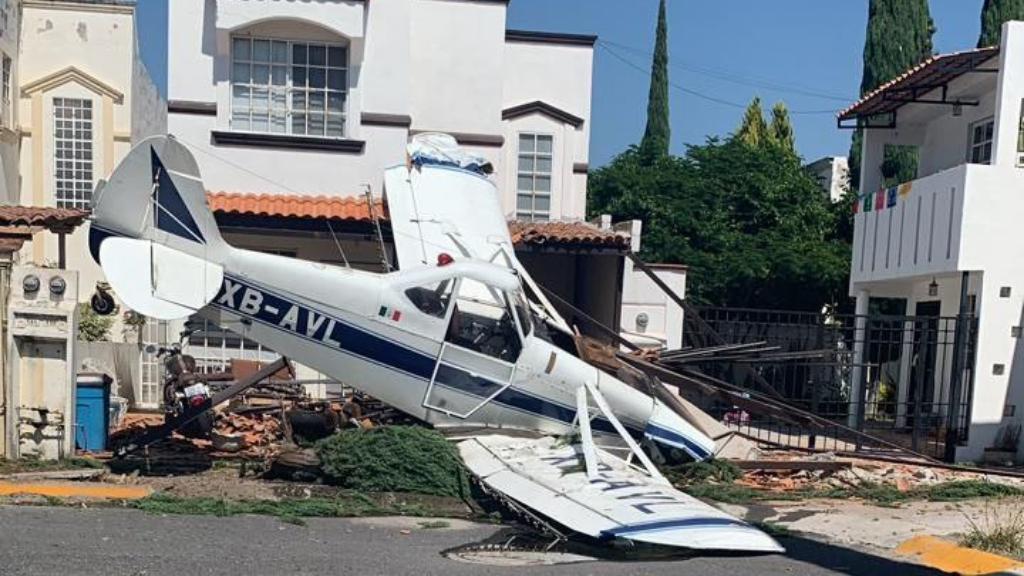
[89,135,227,320]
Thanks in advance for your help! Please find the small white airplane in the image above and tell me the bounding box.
[88,134,782,554]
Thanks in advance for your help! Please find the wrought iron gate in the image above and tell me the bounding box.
[681,306,978,461]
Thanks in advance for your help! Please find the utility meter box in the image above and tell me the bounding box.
[5,266,79,460]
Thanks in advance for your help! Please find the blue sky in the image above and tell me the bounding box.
[135,0,987,167]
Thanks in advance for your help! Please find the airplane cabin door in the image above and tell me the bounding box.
[423,278,527,419]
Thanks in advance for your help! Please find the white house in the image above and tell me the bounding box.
[806,155,849,202]
[8,0,164,284]
[840,21,1024,461]
[166,0,593,222]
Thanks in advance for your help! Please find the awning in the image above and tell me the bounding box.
[838,47,1000,125]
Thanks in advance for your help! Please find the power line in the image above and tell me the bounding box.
[598,42,841,116]
[601,39,854,103]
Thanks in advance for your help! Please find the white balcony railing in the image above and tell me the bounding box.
[851,163,1024,285]
[851,165,970,284]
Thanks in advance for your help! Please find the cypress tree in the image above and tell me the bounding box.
[769,101,796,154]
[849,0,935,190]
[978,0,1024,47]
[639,0,670,163]
[736,97,768,147]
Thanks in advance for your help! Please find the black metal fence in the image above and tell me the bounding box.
[681,306,978,461]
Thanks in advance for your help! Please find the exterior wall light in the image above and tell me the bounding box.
[636,312,649,331]
[952,103,963,117]
[928,278,939,297]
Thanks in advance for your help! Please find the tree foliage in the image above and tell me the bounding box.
[78,303,114,342]
[769,102,796,154]
[979,0,1024,47]
[736,97,768,148]
[639,0,671,163]
[850,0,935,190]
[588,140,849,311]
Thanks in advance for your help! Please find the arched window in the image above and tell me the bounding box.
[230,34,348,138]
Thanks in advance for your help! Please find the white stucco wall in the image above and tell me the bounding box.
[14,1,160,311]
[166,0,594,221]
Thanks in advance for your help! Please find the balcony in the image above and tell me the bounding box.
[851,163,1024,285]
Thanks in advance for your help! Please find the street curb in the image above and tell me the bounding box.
[896,535,1023,575]
[0,481,151,500]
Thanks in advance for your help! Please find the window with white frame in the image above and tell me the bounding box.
[968,118,995,164]
[516,134,553,221]
[53,98,94,209]
[2,54,11,123]
[139,318,170,407]
[231,36,348,138]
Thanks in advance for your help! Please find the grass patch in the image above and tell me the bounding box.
[664,459,742,486]
[315,426,469,498]
[959,499,1024,559]
[683,480,1024,506]
[753,521,793,537]
[418,520,451,530]
[129,492,438,520]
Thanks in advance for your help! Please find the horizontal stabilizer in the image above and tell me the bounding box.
[100,236,223,320]
[459,435,783,553]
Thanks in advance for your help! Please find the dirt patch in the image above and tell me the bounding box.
[125,466,278,501]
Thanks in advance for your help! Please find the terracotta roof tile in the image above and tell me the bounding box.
[206,191,382,222]
[0,205,89,229]
[838,46,1000,121]
[508,220,630,250]
[206,192,631,251]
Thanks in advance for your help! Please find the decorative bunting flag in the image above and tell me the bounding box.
[886,186,898,208]
[875,189,885,210]
[898,182,913,196]
[863,193,872,212]
[852,196,860,214]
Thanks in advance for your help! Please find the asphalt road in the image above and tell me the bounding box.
[0,506,946,576]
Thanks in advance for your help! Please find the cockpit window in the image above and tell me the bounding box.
[511,291,532,337]
[404,280,454,318]
[445,278,522,363]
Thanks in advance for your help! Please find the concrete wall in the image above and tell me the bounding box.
[621,264,686,350]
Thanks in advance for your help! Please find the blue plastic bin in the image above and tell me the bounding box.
[75,373,112,451]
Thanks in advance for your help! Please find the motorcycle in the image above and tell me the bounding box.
[152,334,214,438]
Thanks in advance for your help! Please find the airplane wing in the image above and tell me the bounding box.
[384,133,571,331]
[459,434,783,553]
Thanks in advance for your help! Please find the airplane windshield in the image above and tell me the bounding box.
[445,278,522,363]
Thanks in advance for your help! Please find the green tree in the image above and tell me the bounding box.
[639,0,670,163]
[736,97,768,147]
[589,140,849,311]
[849,0,935,190]
[769,101,796,154]
[979,0,1024,47]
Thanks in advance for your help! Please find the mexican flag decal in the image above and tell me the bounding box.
[379,305,402,322]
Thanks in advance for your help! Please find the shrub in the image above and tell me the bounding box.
[315,426,469,498]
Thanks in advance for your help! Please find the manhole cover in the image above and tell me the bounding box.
[446,549,596,567]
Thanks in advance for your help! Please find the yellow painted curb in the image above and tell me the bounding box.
[896,535,1023,575]
[0,482,151,500]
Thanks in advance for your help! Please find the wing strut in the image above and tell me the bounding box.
[574,381,669,486]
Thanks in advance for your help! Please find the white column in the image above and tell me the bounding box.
[992,22,1024,168]
[848,289,870,428]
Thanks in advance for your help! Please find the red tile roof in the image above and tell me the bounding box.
[0,205,89,230]
[206,192,631,251]
[508,220,630,250]
[838,46,1000,121]
[206,191,382,222]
